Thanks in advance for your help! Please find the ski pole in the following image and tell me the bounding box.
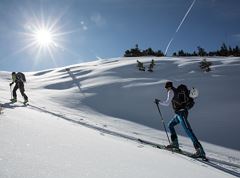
[155,102,171,145]
[10,85,12,100]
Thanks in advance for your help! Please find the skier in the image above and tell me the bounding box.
[9,72,28,104]
[155,81,206,158]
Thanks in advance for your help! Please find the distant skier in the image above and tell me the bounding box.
[9,72,28,104]
[155,81,206,158]
[137,60,145,71]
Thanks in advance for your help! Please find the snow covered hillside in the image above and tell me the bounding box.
[0,57,240,177]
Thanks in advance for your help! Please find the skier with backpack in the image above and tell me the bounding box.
[9,72,28,105]
[155,81,206,159]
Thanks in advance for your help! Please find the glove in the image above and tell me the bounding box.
[154,99,160,104]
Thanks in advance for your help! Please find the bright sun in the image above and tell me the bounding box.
[22,16,71,65]
[34,28,54,47]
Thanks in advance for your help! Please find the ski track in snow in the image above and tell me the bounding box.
[1,99,240,177]
[24,103,240,177]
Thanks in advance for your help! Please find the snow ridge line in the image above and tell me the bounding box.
[27,104,240,177]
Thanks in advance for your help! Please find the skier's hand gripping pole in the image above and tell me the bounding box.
[155,102,171,145]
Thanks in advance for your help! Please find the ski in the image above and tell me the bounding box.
[9,100,29,106]
[21,101,29,106]
[138,139,209,162]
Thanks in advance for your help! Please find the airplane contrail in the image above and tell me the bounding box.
[176,0,196,33]
[164,37,175,56]
[165,0,197,55]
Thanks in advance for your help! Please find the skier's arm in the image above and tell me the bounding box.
[159,90,174,106]
[9,75,16,86]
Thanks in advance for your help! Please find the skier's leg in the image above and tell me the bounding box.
[177,111,205,156]
[12,84,18,100]
[19,83,28,101]
[168,115,180,147]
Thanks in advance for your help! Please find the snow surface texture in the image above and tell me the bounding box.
[0,57,240,178]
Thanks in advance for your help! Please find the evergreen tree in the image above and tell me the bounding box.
[219,43,228,56]
[229,46,233,56]
[124,50,131,57]
[199,59,212,72]
[132,44,142,56]
[197,46,207,56]
[233,46,240,56]
[124,44,165,57]
[178,50,186,56]
[146,48,155,56]
[193,51,198,56]
[155,50,164,57]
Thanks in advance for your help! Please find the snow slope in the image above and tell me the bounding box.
[0,57,240,177]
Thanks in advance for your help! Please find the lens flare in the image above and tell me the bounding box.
[34,29,53,47]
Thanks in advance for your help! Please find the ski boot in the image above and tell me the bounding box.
[191,148,208,161]
[10,98,17,103]
[23,99,29,105]
[165,141,181,152]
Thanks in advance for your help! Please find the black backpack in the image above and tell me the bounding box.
[172,84,195,111]
[16,72,26,82]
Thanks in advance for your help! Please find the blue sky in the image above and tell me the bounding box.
[0,0,239,71]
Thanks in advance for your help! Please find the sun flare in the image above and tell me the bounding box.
[34,29,53,47]
[20,13,78,67]
[22,21,62,66]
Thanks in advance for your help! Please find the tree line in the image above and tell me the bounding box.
[124,43,240,57]
[124,44,164,57]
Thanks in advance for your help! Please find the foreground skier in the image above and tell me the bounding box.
[155,81,206,158]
